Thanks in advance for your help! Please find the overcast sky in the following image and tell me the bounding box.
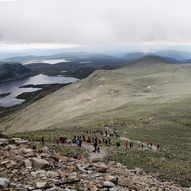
[0,0,191,49]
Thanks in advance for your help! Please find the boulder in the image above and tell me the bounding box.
[109,187,119,191]
[0,178,10,188]
[103,181,116,188]
[107,175,118,184]
[24,159,33,168]
[36,181,47,188]
[30,158,50,169]
[118,177,138,190]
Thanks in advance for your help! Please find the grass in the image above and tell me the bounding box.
[53,145,89,159]
[3,62,191,187]
[9,98,191,187]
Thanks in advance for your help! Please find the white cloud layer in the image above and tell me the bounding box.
[0,0,191,46]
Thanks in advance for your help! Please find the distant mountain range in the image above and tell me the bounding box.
[1,52,191,82]
[1,50,191,64]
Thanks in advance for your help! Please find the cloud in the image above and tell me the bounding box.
[0,0,191,46]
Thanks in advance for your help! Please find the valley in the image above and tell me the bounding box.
[0,56,191,187]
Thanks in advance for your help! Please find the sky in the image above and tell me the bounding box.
[0,0,191,50]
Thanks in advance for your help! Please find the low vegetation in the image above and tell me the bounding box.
[2,57,191,187]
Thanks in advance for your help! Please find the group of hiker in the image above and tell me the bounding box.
[40,126,160,154]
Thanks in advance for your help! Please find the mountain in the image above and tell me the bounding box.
[154,50,191,63]
[1,56,191,186]
[0,63,31,82]
[2,56,191,133]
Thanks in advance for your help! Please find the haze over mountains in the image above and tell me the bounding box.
[2,49,191,64]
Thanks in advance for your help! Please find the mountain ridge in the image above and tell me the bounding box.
[0,63,31,82]
[1,57,191,133]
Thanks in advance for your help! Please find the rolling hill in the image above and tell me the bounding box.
[1,56,191,133]
[1,56,191,186]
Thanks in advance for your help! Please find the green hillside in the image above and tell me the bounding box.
[0,57,191,186]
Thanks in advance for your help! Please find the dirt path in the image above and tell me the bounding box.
[120,136,158,151]
[83,143,108,162]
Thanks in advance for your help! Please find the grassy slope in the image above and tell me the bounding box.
[1,57,191,186]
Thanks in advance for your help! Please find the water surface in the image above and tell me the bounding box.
[0,74,78,107]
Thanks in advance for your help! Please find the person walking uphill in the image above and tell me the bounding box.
[93,141,98,152]
[76,137,82,147]
[41,137,45,145]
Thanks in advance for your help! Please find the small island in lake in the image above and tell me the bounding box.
[0,93,10,98]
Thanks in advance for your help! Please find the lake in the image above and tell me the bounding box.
[24,59,70,65]
[0,74,78,107]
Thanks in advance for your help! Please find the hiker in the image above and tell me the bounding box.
[156,144,160,150]
[97,146,100,153]
[125,140,129,149]
[60,137,67,144]
[41,137,45,145]
[86,136,91,143]
[76,137,82,147]
[105,130,108,137]
[82,135,85,142]
[116,141,121,147]
[77,153,84,160]
[149,143,153,150]
[93,142,98,152]
[141,144,144,150]
[129,141,133,149]
[72,136,77,144]
[79,138,82,147]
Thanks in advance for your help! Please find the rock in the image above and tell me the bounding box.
[11,138,29,144]
[107,175,118,184]
[110,187,118,191]
[22,148,33,154]
[47,187,63,191]
[88,181,98,191]
[0,177,10,188]
[76,164,87,172]
[36,181,47,188]
[116,163,122,168]
[103,181,116,188]
[67,165,77,172]
[31,170,49,178]
[133,168,144,175]
[97,166,108,173]
[41,146,49,152]
[1,160,9,165]
[6,160,17,169]
[108,161,116,166]
[0,138,8,146]
[30,158,50,169]
[8,144,17,149]
[24,159,33,168]
[118,177,138,190]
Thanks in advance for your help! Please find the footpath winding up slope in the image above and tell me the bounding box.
[1,56,191,133]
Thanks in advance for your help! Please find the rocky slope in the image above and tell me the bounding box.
[0,63,31,82]
[0,137,190,191]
